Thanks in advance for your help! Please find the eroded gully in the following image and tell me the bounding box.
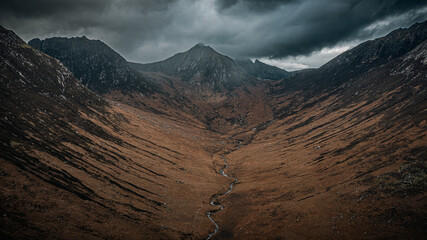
[206,145,240,240]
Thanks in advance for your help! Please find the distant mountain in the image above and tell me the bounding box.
[130,43,255,90]
[230,21,427,240]
[28,36,159,94]
[235,58,289,80]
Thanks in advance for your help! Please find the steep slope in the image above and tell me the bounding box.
[212,23,427,239]
[235,58,289,80]
[0,26,229,239]
[283,20,427,92]
[28,37,159,94]
[130,43,256,90]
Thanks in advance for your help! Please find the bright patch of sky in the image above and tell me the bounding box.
[257,44,355,71]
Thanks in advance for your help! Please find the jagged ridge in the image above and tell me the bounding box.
[28,36,160,94]
[235,58,289,80]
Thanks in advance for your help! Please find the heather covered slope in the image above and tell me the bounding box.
[212,26,427,239]
[0,26,231,239]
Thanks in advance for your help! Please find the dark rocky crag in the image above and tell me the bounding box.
[28,36,159,94]
[130,43,257,91]
[235,58,289,80]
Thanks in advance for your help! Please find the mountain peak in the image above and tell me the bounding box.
[131,44,254,90]
[189,42,216,54]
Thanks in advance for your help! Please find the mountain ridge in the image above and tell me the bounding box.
[235,58,289,80]
[281,20,427,92]
[28,36,160,94]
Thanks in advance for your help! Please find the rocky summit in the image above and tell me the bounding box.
[28,36,159,94]
[235,58,289,80]
[130,43,256,91]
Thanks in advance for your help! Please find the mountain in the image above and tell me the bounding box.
[130,43,255,90]
[222,22,427,239]
[28,39,271,133]
[129,43,273,133]
[282,20,427,92]
[28,36,159,94]
[235,58,289,80]
[0,26,105,122]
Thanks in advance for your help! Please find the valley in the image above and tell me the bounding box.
[1,20,426,240]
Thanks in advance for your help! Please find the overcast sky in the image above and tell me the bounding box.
[1,0,427,71]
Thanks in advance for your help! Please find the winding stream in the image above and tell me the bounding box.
[206,155,239,240]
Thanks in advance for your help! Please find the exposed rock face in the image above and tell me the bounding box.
[28,36,159,94]
[130,43,256,91]
[322,21,427,72]
[235,58,289,80]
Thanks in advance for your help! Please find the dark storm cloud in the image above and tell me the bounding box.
[0,0,172,17]
[0,0,426,64]
[214,0,427,58]
[0,0,111,18]
[0,0,175,56]
[216,0,299,12]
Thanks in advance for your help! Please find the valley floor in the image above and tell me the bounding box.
[216,93,426,239]
[1,86,426,239]
[1,98,235,239]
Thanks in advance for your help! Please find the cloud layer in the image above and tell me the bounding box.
[1,0,426,69]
